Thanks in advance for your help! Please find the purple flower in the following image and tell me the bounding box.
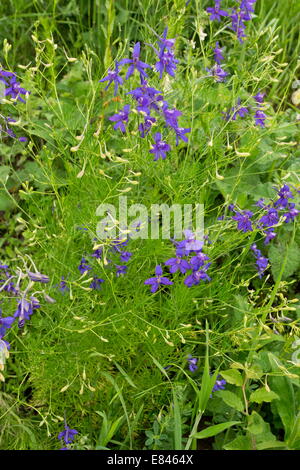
[274,184,294,209]
[223,99,249,121]
[0,310,15,337]
[138,115,156,137]
[213,42,224,64]
[0,69,15,85]
[0,336,10,352]
[258,208,279,228]
[182,230,204,253]
[13,298,34,328]
[190,251,210,270]
[120,251,132,262]
[108,104,130,133]
[184,266,211,287]
[27,271,50,283]
[149,132,171,161]
[254,109,266,127]
[128,81,163,114]
[99,62,123,96]
[162,102,182,129]
[57,276,69,294]
[119,42,151,80]
[155,50,179,79]
[255,198,267,209]
[251,244,268,278]
[229,10,247,43]
[58,424,78,445]
[187,355,198,372]
[91,248,103,259]
[157,27,176,54]
[264,229,276,245]
[253,91,265,104]
[78,257,92,274]
[165,257,191,274]
[212,376,226,392]
[89,277,105,290]
[232,210,253,232]
[207,0,229,21]
[115,265,127,277]
[284,203,299,223]
[4,74,30,103]
[174,127,191,146]
[144,265,173,293]
[207,64,228,82]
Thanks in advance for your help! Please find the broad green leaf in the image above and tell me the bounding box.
[220,390,244,412]
[224,434,253,450]
[249,388,279,404]
[220,369,243,386]
[192,421,241,439]
[247,411,268,435]
[0,166,10,184]
[256,441,286,450]
[268,353,296,439]
[269,242,300,280]
[244,364,264,380]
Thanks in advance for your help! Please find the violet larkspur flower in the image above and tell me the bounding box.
[155,50,179,79]
[174,127,191,146]
[223,98,249,121]
[184,264,211,287]
[162,102,182,129]
[212,375,226,392]
[190,251,210,270]
[284,203,300,223]
[120,251,132,262]
[254,109,266,128]
[138,115,156,138]
[182,229,204,253]
[251,244,268,278]
[90,277,105,290]
[91,248,103,259]
[187,355,198,372]
[119,42,151,80]
[207,0,229,21]
[164,257,191,274]
[27,271,50,283]
[258,208,279,229]
[274,184,294,209]
[253,91,265,104]
[149,132,171,161]
[4,74,30,103]
[144,265,173,293]
[58,423,78,445]
[213,42,224,64]
[207,64,228,82]
[99,61,123,96]
[264,229,276,245]
[232,210,253,232]
[57,276,69,294]
[0,310,15,337]
[108,104,130,133]
[78,257,92,274]
[128,83,162,115]
[157,27,176,55]
[230,9,247,43]
[13,298,34,328]
[115,265,127,277]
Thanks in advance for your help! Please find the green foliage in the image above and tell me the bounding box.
[0,0,300,452]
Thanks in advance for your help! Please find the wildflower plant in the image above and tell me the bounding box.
[0,0,299,453]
